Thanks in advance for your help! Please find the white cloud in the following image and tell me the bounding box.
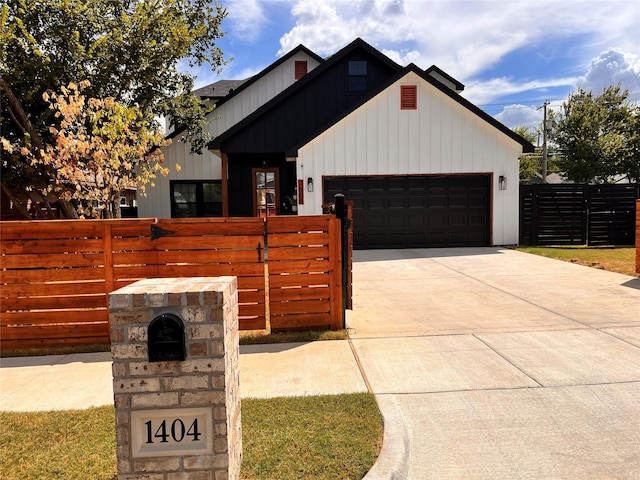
[464,76,579,106]
[222,0,268,42]
[495,105,543,131]
[578,48,640,98]
[276,0,639,78]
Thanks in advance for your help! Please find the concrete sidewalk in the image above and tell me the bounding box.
[2,247,640,479]
[0,341,367,411]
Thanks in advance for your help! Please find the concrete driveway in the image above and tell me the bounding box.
[351,247,640,480]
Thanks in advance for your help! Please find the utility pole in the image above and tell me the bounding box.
[538,100,550,183]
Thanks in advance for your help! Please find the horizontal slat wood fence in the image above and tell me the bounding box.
[267,216,341,331]
[520,184,639,246]
[1,215,345,349]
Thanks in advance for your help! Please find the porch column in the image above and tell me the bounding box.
[221,152,229,217]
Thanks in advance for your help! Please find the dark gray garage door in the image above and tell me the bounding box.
[324,174,491,249]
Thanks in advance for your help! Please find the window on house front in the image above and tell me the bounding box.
[348,60,368,92]
[294,60,308,80]
[170,181,222,218]
[401,85,417,110]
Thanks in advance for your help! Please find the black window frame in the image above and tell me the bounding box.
[347,60,368,92]
[170,180,223,218]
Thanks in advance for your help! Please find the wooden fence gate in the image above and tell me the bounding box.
[1,215,352,349]
[520,183,639,246]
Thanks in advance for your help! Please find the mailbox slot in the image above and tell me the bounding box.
[148,313,186,362]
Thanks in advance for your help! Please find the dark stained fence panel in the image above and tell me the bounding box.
[588,184,639,246]
[520,184,639,246]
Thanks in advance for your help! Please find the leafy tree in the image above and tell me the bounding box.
[514,125,559,183]
[514,126,539,183]
[0,0,226,218]
[1,81,172,218]
[617,108,640,182]
[550,85,639,183]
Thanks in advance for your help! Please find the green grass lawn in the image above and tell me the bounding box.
[0,393,382,480]
[515,246,638,277]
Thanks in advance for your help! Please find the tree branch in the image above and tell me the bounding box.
[0,75,44,151]
[1,183,33,219]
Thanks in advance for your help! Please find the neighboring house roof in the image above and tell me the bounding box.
[168,44,324,139]
[214,44,324,109]
[425,65,465,92]
[209,38,534,155]
[192,79,248,101]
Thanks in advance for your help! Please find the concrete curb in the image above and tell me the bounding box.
[363,395,410,480]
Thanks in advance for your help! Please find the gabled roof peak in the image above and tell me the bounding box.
[425,65,465,92]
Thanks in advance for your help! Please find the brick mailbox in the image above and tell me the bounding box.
[108,277,241,480]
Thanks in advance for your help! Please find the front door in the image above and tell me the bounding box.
[252,167,279,217]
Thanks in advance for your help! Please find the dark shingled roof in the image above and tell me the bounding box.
[192,79,249,100]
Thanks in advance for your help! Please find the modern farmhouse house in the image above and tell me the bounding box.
[138,38,533,248]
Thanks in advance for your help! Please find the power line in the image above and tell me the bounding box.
[476,94,640,109]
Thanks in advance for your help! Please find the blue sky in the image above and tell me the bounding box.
[188,0,640,138]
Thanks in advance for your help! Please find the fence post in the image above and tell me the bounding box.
[104,222,114,295]
[334,194,348,329]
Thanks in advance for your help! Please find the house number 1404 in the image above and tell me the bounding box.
[144,418,201,444]
[131,408,212,458]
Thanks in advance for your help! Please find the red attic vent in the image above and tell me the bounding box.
[295,61,308,80]
[401,85,417,110]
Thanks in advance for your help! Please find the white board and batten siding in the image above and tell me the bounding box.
[138,51,322,218]
[296,71,523,245]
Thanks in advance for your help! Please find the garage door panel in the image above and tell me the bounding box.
[387,177,405,189]
[367,196,386,210]
[388,197,405,209]
[408,214,426,228]
[429,195,447,208]
[367,214,388,229]
[324,174,490,249]
[407,177,425,189]
[470,194,487,206]
[449,214,467,226]
[368,178,386,190]
[449,195,467,208]
[470,213,487,226]
[388,214,407,228]
[429,214,446,227]
[408,195,426,208]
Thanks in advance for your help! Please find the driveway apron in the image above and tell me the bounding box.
[352,247,640,480]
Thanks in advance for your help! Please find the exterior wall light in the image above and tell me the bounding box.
[307,177,314,192]
[499,175,507,190]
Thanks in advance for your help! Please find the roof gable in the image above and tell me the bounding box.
[209,38,403,152]
[286,63,533,155]
[167,44,324,139]
[214,44,324,109]
[208,40,533,156]
[412,65,534,152]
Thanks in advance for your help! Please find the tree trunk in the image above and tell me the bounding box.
[0,75,44,151]
[1,184,32,219]
[1,76,79,219]
[113,201,122,219]
[58,199,79,219]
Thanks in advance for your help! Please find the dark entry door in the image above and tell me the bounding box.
[324,174,491,249]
